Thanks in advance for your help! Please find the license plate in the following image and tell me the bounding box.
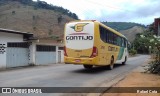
[75,59,81,62]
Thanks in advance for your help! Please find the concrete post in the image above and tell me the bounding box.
[29,42,36,65]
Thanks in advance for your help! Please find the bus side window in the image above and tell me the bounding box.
[106,30,109,43]
[112,33,114,44]
[104,28,107,43]
[122,38,126,47]
[124,39,127,48]
[100,26,106,43]
[108,32,111,43]
[117,36,121,46]
[123,38,126,48]
[121,38,124,47]
[116,35,119,46]
[114,34,118,45]
[109,32,114,44]
[109,32,111,43]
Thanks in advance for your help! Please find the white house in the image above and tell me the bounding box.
[0,28,34,69]
[0,28,64,69]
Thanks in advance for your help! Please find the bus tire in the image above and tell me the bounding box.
[108,57,114,70]
[122,56,127,65]
[83,65,93,69]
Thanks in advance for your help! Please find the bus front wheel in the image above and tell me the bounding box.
[83,65,93,69]
[122,56,127,65]
[108,57,114,70]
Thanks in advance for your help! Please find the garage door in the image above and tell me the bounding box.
[6,42,29,68]
[36,45,56,65]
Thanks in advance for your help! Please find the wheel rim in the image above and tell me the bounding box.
[122,57,127,65]
[110,64,113,69]
[110,57,114,69]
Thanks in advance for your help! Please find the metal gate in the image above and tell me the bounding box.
[35,45,56,65]
[6,42,29,68]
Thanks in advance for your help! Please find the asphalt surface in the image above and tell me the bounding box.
[0,55,149,96]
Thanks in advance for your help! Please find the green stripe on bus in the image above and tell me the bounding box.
[117,47,124,60]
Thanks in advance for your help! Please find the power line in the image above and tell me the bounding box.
[85,0,134,12]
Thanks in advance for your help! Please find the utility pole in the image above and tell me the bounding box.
[154,18,160,36]
[158,22,160,36]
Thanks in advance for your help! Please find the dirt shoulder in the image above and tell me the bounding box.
[102,59,160,96]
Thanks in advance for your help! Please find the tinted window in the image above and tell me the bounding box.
[100,26,106,42]
[124,39,127,47]
[99,25,127,47]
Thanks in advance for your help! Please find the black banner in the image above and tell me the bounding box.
[0,87,160,93]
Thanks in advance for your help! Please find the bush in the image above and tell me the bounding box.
[146,48,160,75]
[147,61,160,75]
[129,49,137,56]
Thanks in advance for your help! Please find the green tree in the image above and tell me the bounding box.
[57,15,62,24]
[132,25,160,74]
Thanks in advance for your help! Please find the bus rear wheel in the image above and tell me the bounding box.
[108,57,114,70]
[83,65,93,69]
[122,56,127,65]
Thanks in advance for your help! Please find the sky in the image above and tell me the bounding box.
[33,0,160,25]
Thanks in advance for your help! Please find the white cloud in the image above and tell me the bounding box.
[33,0,160,25]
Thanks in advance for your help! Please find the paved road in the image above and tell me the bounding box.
[0,55,149,96]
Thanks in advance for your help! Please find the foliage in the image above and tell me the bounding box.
[57,15,62,24]
[147,61,160,74]
[133,23,160,75]
[0,0,79,20]
[129,49,137,56]
[132,30,156,54]
[102,22,146,31]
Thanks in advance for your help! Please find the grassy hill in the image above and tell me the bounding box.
[102,22,146,42]
[0,0,76,40]
[102,22,145,31]
[120,26,145,42]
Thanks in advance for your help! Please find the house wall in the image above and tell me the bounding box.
[0,32,23,68]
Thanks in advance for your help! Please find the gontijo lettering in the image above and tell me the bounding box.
[66,36,93,40]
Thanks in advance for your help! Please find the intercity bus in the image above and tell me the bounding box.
[64,20,129,69]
